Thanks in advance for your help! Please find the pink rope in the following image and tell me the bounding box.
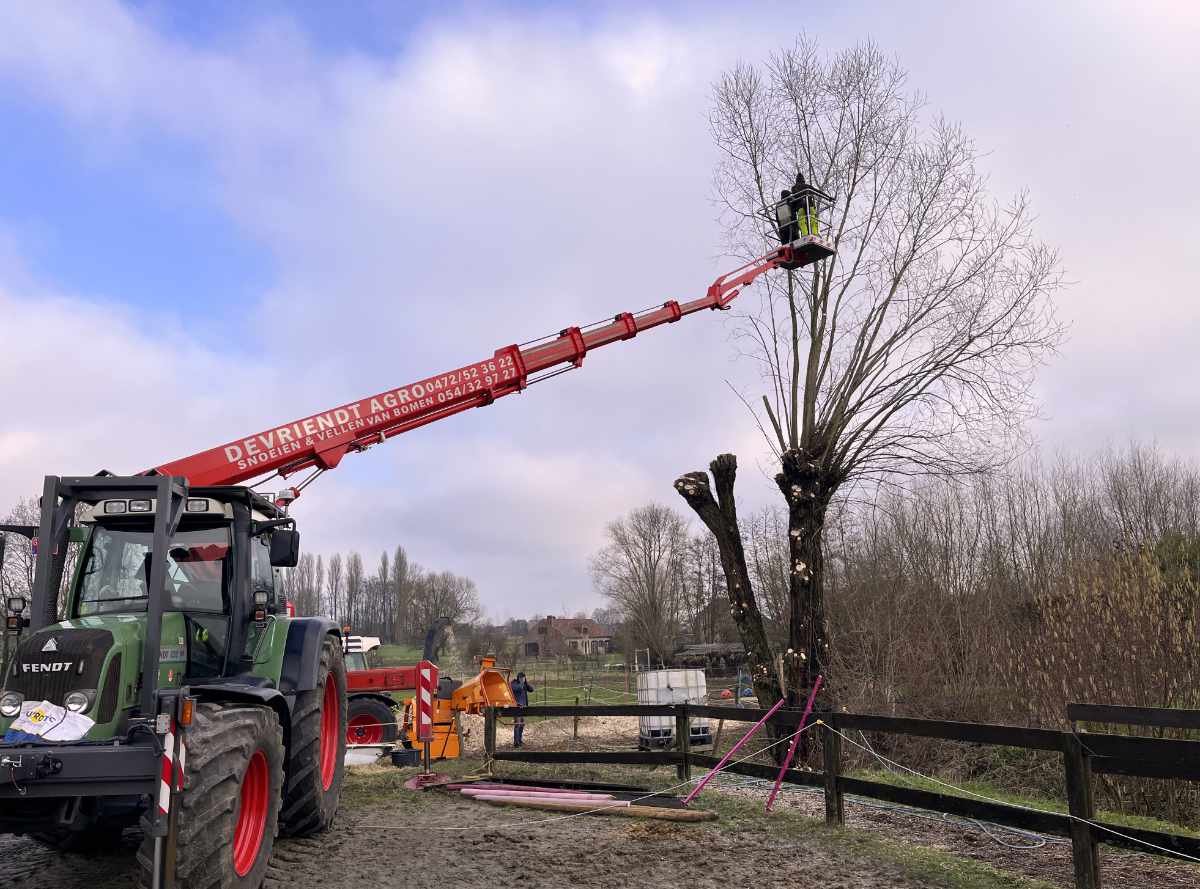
[765,674,824,813]
[683,697,786,806]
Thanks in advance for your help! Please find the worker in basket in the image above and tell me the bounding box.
[789,171,819,237]
[774,188,797,244]
[511,671,535,747]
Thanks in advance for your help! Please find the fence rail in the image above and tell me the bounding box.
[1068,702,1200,731]
[485,703,1200,889]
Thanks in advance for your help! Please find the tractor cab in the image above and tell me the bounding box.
[0,474,346,885]
[1,477,300,743]
[762,183,837,269]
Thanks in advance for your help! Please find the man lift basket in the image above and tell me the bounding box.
[761,182,836,269]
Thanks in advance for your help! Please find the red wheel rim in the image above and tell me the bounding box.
[233,751,269,877]
[347,713,383,745]
[319,674,338,790]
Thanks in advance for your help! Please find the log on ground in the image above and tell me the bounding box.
[475,795,717,822]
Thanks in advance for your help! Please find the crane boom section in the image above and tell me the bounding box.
[150,244,797,487]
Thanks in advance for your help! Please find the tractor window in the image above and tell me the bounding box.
[250,535,274,597]
[344,652,368,672]
[76,526,231,616]
[185,614,229,679]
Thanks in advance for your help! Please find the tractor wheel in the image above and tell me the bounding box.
[346,697,397,745]
[278,635,346,837]
[136,703,284,889]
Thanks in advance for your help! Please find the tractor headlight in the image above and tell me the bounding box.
[64,691,93,713]
[0,691,22,717]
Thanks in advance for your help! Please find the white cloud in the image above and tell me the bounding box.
[0,3,782,617]
[2,1,1199,618]
[0,275,273,484]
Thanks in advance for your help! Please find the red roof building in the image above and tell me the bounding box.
[523,615,612,657]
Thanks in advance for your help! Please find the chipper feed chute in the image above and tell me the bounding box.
[451,663,517,715]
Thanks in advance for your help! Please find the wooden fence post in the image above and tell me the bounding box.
[483,707,497,774]
[676,704,692,781]
[1063,732,1100,889]
[822,713,844,826]
[573,696,580,740]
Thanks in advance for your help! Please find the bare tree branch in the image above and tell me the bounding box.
[703,36,1064,710]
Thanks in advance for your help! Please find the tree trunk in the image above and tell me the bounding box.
[776,448,832,709]
[675,455,782,713]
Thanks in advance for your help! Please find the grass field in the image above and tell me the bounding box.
[375,643,423,664]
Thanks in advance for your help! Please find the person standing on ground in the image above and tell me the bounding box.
[511,671,535,747]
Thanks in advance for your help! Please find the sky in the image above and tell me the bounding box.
[0,1,1198,620]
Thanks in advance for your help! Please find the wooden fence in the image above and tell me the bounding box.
[483,702,1200,889]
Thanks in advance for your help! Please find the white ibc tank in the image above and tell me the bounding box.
[636,668,711,748]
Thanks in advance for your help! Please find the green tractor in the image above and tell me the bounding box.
[0,475,347,888]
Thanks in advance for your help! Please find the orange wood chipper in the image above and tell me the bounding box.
[344,631,514,759]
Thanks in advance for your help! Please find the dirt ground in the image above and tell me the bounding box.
[266,787,965,889]
[0,778,984,889]
[474,713,1200,889]
[1,713,1196,889]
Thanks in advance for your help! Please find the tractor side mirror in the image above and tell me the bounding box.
[269,529,300,568]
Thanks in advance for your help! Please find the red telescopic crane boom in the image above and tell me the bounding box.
[148,242,818,490]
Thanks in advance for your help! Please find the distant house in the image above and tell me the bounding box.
[523,615,612,657]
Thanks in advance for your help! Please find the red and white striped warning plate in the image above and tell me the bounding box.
[157,718,185,814]
[416,660,437,742]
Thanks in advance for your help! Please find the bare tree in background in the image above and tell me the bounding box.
[680,533,730,644]
[0,498,39,605]
[313,555,325,618]
[287,553,321,617]
[590,503,688,661]
[326,553,344,624]
[683,38,1063,706]
[409,571,480,632]
[390,546,413,642]
[1,497,81,618]
[743,505,792,639]
[365,550,391,638]
[345,552,364,629]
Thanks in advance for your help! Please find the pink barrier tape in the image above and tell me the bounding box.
[474,794,630,807]
[765,674,824,813]
[683,697,786,806]
[460,788,614,801]
[447,783,606,794]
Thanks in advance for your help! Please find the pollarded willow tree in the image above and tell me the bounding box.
[675,39,1063,710]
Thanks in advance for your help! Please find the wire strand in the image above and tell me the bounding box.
[823,723,1200,865]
